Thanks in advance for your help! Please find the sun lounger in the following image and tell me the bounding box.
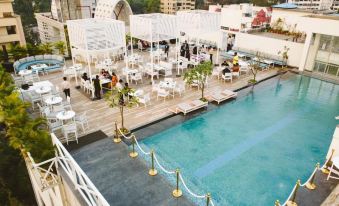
[209,89,237,104]
[172,100,208,115]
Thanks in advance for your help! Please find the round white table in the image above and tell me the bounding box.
[35,86,51,94]
[45,96,63,105]
[18,69,32,76]
[56,111,75,121]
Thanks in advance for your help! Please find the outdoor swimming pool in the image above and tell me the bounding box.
[139,74,339,205]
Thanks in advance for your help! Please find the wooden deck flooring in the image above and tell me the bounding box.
[39,50,279,137]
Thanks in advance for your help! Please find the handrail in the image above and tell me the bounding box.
[51,133,110,206]
[116,127,212,204]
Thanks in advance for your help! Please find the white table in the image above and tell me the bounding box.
[159,81,176,90]
[35,86,51,94]
[31,64,48,72]
[18,69,32,76]
[122,68,139,83]
[56,111,75,121]
[45,96,63,105]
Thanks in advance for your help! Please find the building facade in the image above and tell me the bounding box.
[35,0,97,56]
[0,0,26,50]
[288,0,339,10]
[160,0,196,14]
[218,4,339,78]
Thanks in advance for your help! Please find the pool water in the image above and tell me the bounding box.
[139,74,339,206]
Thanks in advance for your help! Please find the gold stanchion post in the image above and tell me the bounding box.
[206,193,211,206]
[172,169,182,198]
[287,180,300,206]
[129,135,138,158]
[148,150,158,176]
[275,200,281,206]
[306,163,320,190]
[113,122,122,143]
[322,149,335,174]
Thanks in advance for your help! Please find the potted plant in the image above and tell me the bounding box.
[278,46,289,72]
[183,61,212,102]
[104,87,139,136]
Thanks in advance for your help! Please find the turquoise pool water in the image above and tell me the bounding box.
[140,74,339,206]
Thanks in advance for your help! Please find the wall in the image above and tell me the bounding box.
[234,32,305,67]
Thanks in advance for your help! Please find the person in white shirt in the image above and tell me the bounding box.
[61,77,71,98]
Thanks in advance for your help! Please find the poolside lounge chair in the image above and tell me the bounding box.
[172,100,208,115]
[207,89,237,104]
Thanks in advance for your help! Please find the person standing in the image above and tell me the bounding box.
[233,52,239,65]
[164,44,169,59]
[61,77,71,99]
[111,72,118,88]
[209,47,213,64]
[227,35,232,52]
[93,75,102,99]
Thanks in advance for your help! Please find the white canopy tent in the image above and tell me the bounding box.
[67,18,127,98]
[129,13,179,80]
[177,10,222,63]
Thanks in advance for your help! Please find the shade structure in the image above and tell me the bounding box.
[177,10,222,63]
[272,3,298,9]
[67,18,127,98]
[130,13,178,42]
[129,13,179,80]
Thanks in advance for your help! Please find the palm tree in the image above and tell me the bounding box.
[104,87,139,133]
[8,44,27,61]
[184,61,212,101]
[26,43,42,56]
[0,65,54,162]
[54,41,66,56]
[39,43,53,54]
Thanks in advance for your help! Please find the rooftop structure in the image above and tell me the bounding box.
[0,0,26,50]
[94,0,133,25]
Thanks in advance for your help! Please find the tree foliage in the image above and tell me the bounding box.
[248,52,263,83]
[104,87,139,131]
[0,65,54,204]
[8,44,27,61]
[54,41,66,56]
[184,61,212,101]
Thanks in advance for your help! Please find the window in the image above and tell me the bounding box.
[6,26,16,35]
[318,35,331,51]
[3,12,13,17]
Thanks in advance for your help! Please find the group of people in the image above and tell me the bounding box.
[79,69,120,99]
[221,52,239,75]
[181,41,215,63]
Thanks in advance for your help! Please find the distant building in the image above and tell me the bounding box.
[287,0,339,10]
[160,0,196,14]
[35,0,96,55]
[0,0,26,50]
[35,0,132,56]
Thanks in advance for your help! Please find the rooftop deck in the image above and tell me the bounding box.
[39,48,279,137]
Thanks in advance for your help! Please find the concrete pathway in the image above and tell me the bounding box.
[70,137,193,206]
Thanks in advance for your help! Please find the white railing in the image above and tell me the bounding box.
[51,133,110,206]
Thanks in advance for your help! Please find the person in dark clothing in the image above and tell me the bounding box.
[93,75,101,99]
[193,46,197,55]
[180,45,185,57]
[221,60,229,66]
[222,67,231,75]
[82,73,89,81]
[186,50,191,61]
[164,44,169,58]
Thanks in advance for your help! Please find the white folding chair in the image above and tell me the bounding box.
[75,112,89,134]
[63,123,78,144]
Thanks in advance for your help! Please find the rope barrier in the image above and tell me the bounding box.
[114,122,212,204]
[179,173,206,199]
[276,149,335,206]
[153,154,175,174]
